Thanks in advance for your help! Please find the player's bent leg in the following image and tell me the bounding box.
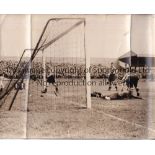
[136,87,140,96]
[108,81,112,91]
[52,83,59,96]
[114,82,117,91]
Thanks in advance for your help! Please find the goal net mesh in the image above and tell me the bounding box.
[28,18,87,111]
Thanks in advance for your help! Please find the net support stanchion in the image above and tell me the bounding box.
[42,49,47,91]
[84,20,91,109]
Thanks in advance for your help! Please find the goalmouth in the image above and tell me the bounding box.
[31,18,91,109]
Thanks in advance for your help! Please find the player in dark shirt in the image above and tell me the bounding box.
[108,62,117,91]
[41,71,58,95]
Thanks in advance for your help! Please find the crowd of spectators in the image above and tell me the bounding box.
[0,59,154,80]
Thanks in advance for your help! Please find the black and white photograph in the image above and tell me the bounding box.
[0,14,155,139]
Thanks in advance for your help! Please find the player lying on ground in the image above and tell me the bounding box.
[91,90,142,100]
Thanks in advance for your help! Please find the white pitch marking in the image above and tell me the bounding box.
[95,109,155,133]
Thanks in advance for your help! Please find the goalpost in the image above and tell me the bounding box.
[84,20,91,109]
[29,18,91,109]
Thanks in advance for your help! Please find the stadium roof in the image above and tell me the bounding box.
[118,51,155,67]
[119,51,137,59]
[118,51,138,66]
